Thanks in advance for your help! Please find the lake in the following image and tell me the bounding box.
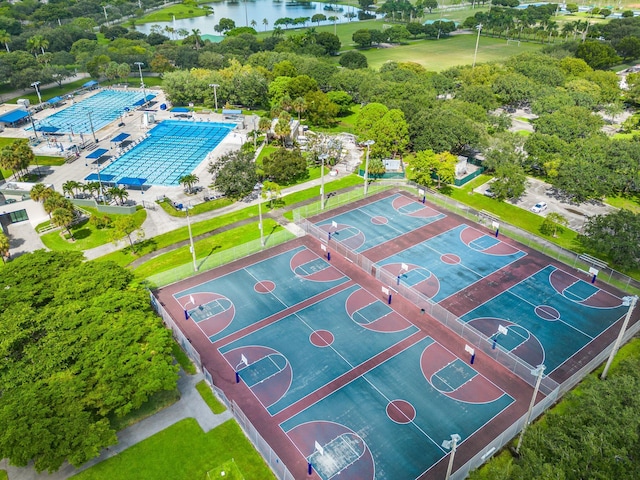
[135,0,363,36]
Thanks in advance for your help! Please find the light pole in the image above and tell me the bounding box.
[516,364,546,454]
[363,140,375,196]
[257,187,265,247]
[134,62,147,107]
[28,110,39,141]
[601,295,638,380]
[319,154,328,210]
[209,83,219,111]
[442,434,461,480]
[31,81,42,105]
[472,23,483,68]
[183,204,198,272]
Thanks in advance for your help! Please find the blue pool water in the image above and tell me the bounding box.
[95,120,235,186]
[34,89,154,135]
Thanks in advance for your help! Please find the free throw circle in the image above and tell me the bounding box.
[310,330,334,347]
[254,280,276,294]
[441,253,461,265]
[371,216,389,225]
[386,399,416,424]
[535,305,560,321]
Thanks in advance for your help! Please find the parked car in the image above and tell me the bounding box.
[530,201,547,213]
[483,188,496,198]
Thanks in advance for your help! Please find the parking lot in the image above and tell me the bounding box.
[480,177,617,232]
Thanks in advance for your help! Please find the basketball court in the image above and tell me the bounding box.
[154,189,635,479]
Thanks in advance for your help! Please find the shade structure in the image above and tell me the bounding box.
[37,126,60,133]
[86,148,108,159]
[0,109,29,125]
[117,177,147,187]
[171,107,190,112]
[84,173,115,182]
[46,96,63,105]
[111,133,130,143]
[83,80,98,88]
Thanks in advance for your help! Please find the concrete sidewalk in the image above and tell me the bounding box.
[1,370,232,480]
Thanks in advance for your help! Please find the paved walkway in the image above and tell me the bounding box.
[1,370,232,480]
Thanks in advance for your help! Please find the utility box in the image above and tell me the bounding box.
[17,99,30,108]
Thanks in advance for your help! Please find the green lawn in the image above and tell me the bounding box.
[108,388,181,432]
[0,470,7,480]
[133,4,213,25]
[39,208,147,252]
[605,195,640,213]
[158,196,234,217]
[196,381,226,414]
[72,418,275,480]
[4,78,90,105]
[132,218,283,278]
[172,341,197,375]
[361,35,543,71]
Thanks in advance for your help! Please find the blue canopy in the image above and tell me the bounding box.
[117,177,147,186]
[83,80,98,88]
[171,107,190,112]
[46,96,63,104]
[37,126,60,133]
[222,109,242,115]
[84,173,115,182]
[133,94,156,106]
[111,133,130,142]
[86,148,108,159]
[0,109,29,124]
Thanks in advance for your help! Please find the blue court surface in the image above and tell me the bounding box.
[220,284,419,414]
[380,224,526,302]
[461,265,627,373]
[281,337,513,480]
[33,89,153,135]
[174,246,349,342]
[316,193,445,252]
[98,120,235,186]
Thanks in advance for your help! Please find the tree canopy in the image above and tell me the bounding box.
[0,251,178,472]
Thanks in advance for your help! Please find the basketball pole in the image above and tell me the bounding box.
[516,364,545,454]
[363,140,375,196]
[601,295,637,380]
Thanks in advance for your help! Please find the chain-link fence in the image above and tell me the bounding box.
[202,367,295,480]
[146,229,295,288]
[149,290,202,369]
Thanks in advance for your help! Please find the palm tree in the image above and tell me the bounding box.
[43,193,70,219]
[274,112,292,144]
[27,35,49,57]
[0,231,10,263]
[30,183,54,203]
[0,29,10,53]
[292,97,306,121]
[62,180,82,198]
[328,16,339,35]
[258,117,272,144]
[51,207,76,240]
[250,19,257,30]
[179,174,199,194]
[83,181,101,200]
[191,28,201,49]
[262,18,269,32]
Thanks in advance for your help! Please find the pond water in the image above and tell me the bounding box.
[135,0,362,36]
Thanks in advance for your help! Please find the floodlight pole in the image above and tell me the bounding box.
[442,434,461,480]
[258,188,264,247]
[472,23,482,68]
[184,204,198,271]
[209,83,219,111]
[363,140,375,196]
[516,364,545,454]
[87,110,97,143]
[319,154,328,210]
[31,81,42,105]
[28,110,38,141]
[135,62,146,107]
[601,295,638,380]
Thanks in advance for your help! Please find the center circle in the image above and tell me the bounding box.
[254,280,276,294]
[386,399,416,424]
[371,216,389,225]
[535,305,560,321]
[441,253,461,265]
[310,330,334,347]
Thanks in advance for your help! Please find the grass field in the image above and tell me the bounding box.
[73,418,276,480]
[196,381,226,414]
[362,34,543,71]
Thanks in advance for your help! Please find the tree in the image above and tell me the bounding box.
[580,210,640,270]
[111,215,144,253]
[215,18,236,33]
[540,212,569,238]
[304,90,339,127]
[209,149,258,199]
[30,183,54,203]
[407,149,457,188]
[258,117,272,144]
[576,41,621,70]
[483,134,527,200]
[615,36,640,61]
[356,102,389,139]
[369,109,409,159]
[0,231,9,263]
[410,107,485,155]
[26,35,49,57]
[292,97,306,121]
[0,251,178,472]
[315,32,341,55]
[534,106,604,142]
[51,207,76,240]
[262,148,308,184]
[339,51,368,69]
[0,29,10,52]
[179,174,199,194]
[566,3,579,14]
[352,29,372,48]
[262,18,269,31]
[312,13,327,26]
[261,180,282,208]
[274,111,292,144]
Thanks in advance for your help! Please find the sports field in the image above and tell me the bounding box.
[155,189,637,479]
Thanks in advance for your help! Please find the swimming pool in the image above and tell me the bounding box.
[34,89,155,135]
[93,120,236,186]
